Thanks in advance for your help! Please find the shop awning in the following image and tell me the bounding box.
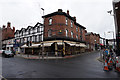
[80,43,87,47]
[21,44,28,48]
[43,43,53,47]
[30,44,40,48]
[6,45,13,47]
[57,42,63,45]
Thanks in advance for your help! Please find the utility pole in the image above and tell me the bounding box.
[41,8,44,59]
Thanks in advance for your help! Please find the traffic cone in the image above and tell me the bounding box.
[104,59,109,71]
[107,58,111,66]
[116,59,120,72]
[107,57,113,70]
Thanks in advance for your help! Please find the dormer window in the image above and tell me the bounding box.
[49,18,52,25]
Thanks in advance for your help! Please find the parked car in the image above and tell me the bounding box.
[0,50,4,54]
[2,50,14,58]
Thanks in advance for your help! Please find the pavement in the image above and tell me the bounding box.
[97,55,120,63]
[15,51,97,60]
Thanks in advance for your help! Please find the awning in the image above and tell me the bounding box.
[43,43,53,47]
[21,44,28,48]
[57,42,63,45]
[6,45,13,47]
[100,43,104,46]
[67,43,76,46]
[76,44,80,47]
[80,43,87,47]
[29,44,40,48]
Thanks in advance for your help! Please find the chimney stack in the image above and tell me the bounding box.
[67,10,69,15]
[7,22,11,28]
[58,9,62,12]
[2,25,6,29]
[13,27,15,32]
[73,16,76,22]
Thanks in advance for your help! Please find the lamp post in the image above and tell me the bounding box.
[41,8,44,59]
[108,31,115,49]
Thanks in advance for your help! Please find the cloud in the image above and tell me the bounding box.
[0,0,115,39]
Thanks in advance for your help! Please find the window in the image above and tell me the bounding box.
[49,18,52,25]
[66,17,68,25]
[71,20,73,27]
[35,35,37,42]
[30,28,33,34]
[37,27,40,32]
[66,29,68,37]
[48,30,52,37]
[76,35,78,40]
[71,31,73,38]
[76,26,78,32]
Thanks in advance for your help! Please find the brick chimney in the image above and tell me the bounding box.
[67,10,69,15]
[7,22,11,28]
[2,25,6,29]
[73,16,76,22]
[58,9,62,12]
[13,27,15,32]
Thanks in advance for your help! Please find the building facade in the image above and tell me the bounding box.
[2,22,15,50]
[85,32,100,51]
[113,0,120,56]
[42,9,87,56]
[2,22,15,40]
[0,27,2,50]
[14,22,43,54]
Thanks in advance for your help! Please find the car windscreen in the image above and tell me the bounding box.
[4,51,12,54]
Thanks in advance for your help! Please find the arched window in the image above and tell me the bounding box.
[49,18,52,25]
[48,29,52,37]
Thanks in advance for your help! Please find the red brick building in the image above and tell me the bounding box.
[2,22,15,40]
[2,22,15,50]
[42,9,87,56]
[113,0,120,56]
[85,32,100,51]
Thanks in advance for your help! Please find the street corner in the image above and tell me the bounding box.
[96,57,104,63]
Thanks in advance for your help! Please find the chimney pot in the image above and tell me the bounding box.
[67,10,69,15]
[7,22,11,28]
[58,9,62,12]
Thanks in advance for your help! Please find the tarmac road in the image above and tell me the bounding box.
[2,51,120,78]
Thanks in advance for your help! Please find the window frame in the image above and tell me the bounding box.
[49,18,52,25]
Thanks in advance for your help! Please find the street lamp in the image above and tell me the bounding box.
[107,31,115,49]
[41,8,44,59]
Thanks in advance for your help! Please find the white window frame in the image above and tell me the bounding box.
[49,18,52,25]
[71,31,73,38]
[66,17,68,25]
[66,29,68,37]
[71,20,73,27]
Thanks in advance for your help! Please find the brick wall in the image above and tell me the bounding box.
[2,22,15,40]
[43,10,86,42]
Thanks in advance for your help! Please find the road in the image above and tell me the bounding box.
[2,51,120,78]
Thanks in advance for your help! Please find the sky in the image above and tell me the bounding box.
[0,0,116,39]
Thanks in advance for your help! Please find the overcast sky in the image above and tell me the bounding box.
[0,0,116,39]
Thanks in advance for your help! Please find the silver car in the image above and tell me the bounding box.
[2,50,14,58]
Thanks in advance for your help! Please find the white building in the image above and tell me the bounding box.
[14,22,43,54]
